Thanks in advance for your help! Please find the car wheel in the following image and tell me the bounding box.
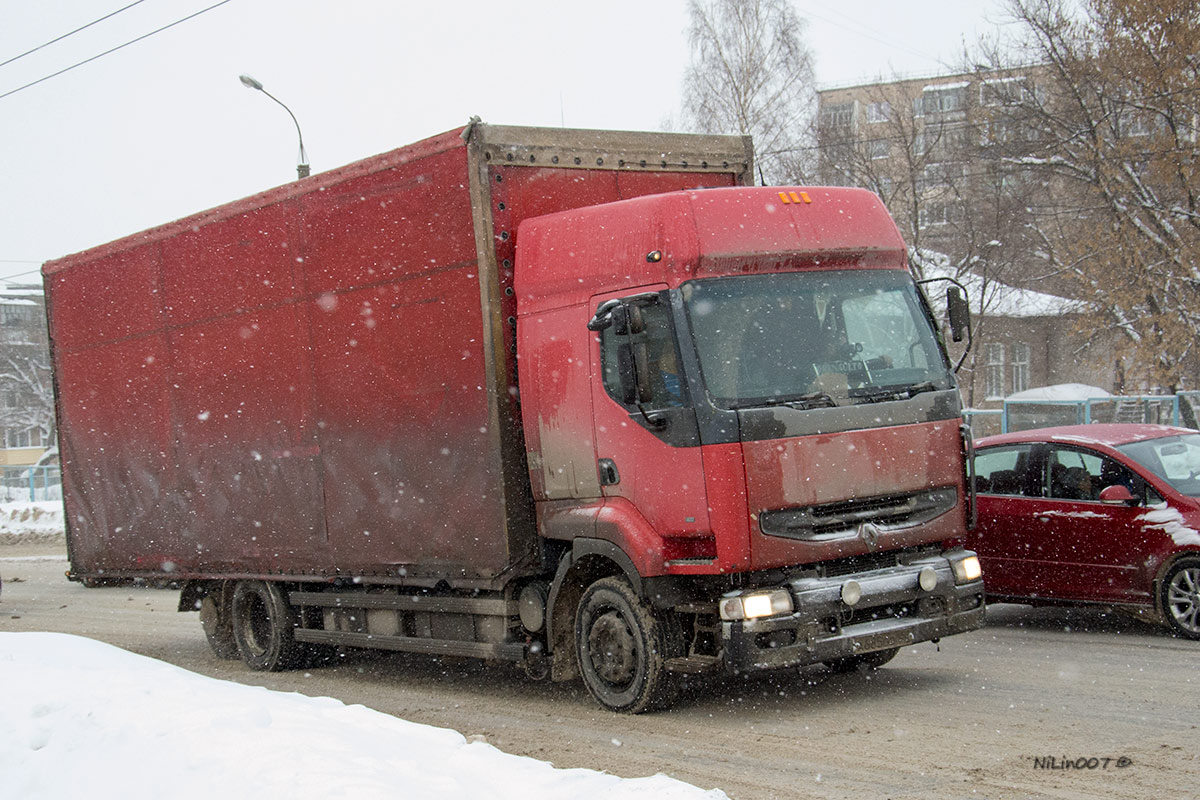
[824,647,899,674]
[575,576,680,713]
[1161,558,1200,640]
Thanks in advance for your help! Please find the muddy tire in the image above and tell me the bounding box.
[199,587,239,660]
[231,580,305,671]
[576,576,680,713]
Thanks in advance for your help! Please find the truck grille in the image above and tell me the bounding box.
[759,487,957,541]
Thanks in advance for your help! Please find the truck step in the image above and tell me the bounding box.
[293,629,526,661]
[289,590,515,617]
[664,654,722,674]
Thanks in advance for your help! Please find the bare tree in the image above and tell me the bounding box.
[681,0,816,183]
[975,0,1200,391]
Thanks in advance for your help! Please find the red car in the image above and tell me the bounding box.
[967,424,1200,638]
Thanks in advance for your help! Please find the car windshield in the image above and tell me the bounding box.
[1117,433,1200,497]
[680,270,952,409]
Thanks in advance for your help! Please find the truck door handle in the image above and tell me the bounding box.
[598,458,620,486]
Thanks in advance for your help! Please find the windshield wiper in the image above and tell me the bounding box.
[731,391,838,411]
[851,381,938,405]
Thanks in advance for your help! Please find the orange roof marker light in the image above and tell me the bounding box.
[776,190,813,205]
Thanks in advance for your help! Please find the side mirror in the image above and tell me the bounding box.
[1099,485,1138,506]
[947,287,970,343]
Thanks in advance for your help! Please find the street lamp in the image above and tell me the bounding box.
[238,73,310,179]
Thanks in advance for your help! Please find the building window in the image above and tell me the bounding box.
[821,101,856,130]
[3,427,44,449]
[1011,342,1030,394]
[922,84,966,115]
[866,138,889,160]
[917,162,965,193]
[865,101,891,123]
[918,201,965,228]
[985,343,1006,399]
[980,77,1034,107]
[0,304,36,327]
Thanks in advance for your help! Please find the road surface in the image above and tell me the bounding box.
[2,540,1196,799]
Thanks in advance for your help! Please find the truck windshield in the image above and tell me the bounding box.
[681,270,951,409]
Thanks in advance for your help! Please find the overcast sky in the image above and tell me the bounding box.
[0,0,1015,274]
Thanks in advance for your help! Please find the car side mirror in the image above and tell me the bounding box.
[1099,485,1138,506]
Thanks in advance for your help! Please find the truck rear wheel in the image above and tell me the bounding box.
[199,589,239,660]
[575,576,680,713]
[230,580,304,671]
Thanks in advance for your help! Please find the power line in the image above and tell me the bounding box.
[798,3,943,65]
[0,0,235,102]
[0,0,149,70]
[0,268,45,282]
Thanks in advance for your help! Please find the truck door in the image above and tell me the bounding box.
[588,290,712,559]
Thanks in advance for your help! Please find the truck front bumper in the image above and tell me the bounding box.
[722,553,985,673]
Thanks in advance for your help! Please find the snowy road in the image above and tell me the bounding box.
[2,542,1196,800]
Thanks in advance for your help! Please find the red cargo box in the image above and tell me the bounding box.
[45,123,751,587]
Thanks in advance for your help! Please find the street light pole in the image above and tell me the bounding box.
[238,73,310,179]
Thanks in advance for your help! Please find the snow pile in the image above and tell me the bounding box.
[1139,507,1200,548]
[0,632,726,800]
[0,502,64,543]
[1006,383,1112,402]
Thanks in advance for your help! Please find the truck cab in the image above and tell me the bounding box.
[517,186,984,710]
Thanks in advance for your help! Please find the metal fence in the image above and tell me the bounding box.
[965,391,1200,437]
[1,464,62,503]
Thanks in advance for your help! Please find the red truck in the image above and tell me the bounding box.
[44,122,984,712]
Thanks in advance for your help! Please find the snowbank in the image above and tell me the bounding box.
[0,632,726,800]
[0,502,64,543]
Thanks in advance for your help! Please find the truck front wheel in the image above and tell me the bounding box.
[231,580,304,671]
[575,576,680,713]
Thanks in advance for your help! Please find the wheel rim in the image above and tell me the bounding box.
[1167,566,1200,634]
[237,591,272,657]
[587,609,638,690]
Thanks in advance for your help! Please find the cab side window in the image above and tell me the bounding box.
[600,301,687,409]
[975,445,1038,496]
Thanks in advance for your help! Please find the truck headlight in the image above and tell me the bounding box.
[719,589,794,621]
[951,555,982,583]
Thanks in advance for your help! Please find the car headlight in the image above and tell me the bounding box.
[951,554,982,583]
[719,589,794,621]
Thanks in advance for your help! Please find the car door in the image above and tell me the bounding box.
[971,443,1045,597]
[1035,445,1160,602]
